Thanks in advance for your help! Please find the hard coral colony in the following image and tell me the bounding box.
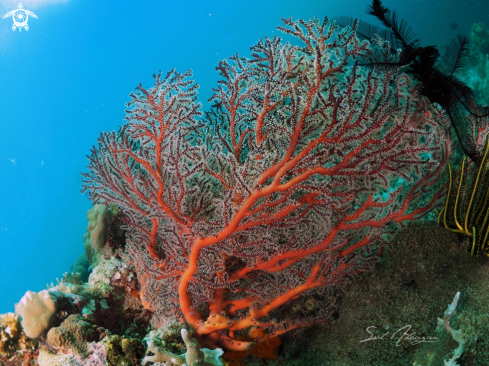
[81,17,447,352]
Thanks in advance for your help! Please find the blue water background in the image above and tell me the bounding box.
[0,0,487,313]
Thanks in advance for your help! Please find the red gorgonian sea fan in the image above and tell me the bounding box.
[82,18,449,350]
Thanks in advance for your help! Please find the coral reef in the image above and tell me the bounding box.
[86,258,149,337]
[88,259,132,287]
[143,320,188,356]
[144,328,223,366]
[0,313,37,358]
[15,281,103,339]
[8,257,149,365]
[81,17,448,350]
[37,342,108,366]
[46,315,97,357]
[6,12,488,366]
[13,257,148,337]
[101,335,144,366]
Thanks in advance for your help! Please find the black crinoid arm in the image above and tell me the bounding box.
[366,0,419,49]
[415,35,483,163]
[364,0,442,71]
[335,0,434,66]
[336,0,489,165]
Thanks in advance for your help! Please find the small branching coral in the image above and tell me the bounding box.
[82,17,449,350]
[144,329,223,366]
[47,272,83,288]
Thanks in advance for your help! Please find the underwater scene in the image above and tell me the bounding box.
[3,0,489,365]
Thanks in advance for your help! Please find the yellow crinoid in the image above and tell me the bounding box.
[438,137,489,256]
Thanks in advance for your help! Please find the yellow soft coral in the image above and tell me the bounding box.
[0,313,37,357]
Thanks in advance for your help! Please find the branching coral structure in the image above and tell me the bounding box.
[144,328,223,366]
[82,18,449,350]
